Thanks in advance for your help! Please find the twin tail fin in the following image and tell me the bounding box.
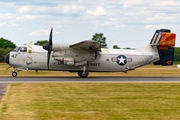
[151,29,176,65]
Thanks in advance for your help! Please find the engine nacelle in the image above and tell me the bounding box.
[52,49,96,66]
[54,57,87,66]
[54,57,74,65]
[54,57,63,61]
[74,61,87,66]
[52,52,63,57]
[52,43,69,51]
[63,58,74,65]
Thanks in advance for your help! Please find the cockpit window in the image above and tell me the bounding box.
[20,47,27,52]
[13,47,21,52]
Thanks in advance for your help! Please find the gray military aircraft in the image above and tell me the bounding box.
[5,28,176,78]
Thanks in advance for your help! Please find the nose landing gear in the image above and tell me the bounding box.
[6,66,18,77]
[12,67,18,77]
[12,71,17,77]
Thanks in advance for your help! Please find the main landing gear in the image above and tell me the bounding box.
[78,65,89,78]
[78,70,89,78]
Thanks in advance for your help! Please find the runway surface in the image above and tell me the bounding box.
[0,77,180,83]
[0,83,8,100]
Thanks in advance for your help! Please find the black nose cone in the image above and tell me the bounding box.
[5,53,9,64]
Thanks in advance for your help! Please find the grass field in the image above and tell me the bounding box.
[1,62,180,77]
[1,83,180,119]
[1,63,180,119]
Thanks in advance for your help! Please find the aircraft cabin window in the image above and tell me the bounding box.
[20,47,27,52]
[13,47,21,52]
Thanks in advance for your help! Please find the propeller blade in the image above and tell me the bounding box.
[49,27,53,46]
[47,45,52,69]
[47,27,53,69]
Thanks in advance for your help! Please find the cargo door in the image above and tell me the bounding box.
[33,53,39,67]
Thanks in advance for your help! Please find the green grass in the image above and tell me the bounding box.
[1,83,180,119]
[173,61,180,64]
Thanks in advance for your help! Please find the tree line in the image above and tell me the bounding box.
[0,34,180,62]
[0,38,15,62]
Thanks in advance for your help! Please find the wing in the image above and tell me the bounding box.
[70,40,101,51]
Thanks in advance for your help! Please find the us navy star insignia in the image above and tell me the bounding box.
[118,56,126,64]
[116,55,127,66]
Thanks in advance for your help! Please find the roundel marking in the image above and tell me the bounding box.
[117,55,127,66]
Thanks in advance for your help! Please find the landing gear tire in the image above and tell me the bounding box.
[78,70,89,78]
[12,71,17,77]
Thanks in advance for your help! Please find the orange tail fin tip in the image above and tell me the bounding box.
[158,33,176,47]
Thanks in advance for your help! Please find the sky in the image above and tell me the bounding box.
[0,0,180,49]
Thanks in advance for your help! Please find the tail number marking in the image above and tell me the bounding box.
[159,46,168,50]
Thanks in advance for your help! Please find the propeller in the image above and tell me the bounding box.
[43,27,53,69]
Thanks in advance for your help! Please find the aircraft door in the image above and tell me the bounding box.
[33,53,39,67]
[18,47,27,67]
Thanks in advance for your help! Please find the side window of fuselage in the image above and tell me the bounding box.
[20,47,27,52]
[13,47,21,52]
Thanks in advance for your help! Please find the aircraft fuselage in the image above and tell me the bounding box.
[8,45,158,72]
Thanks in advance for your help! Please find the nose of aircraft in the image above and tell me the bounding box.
[5,53,10,64]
